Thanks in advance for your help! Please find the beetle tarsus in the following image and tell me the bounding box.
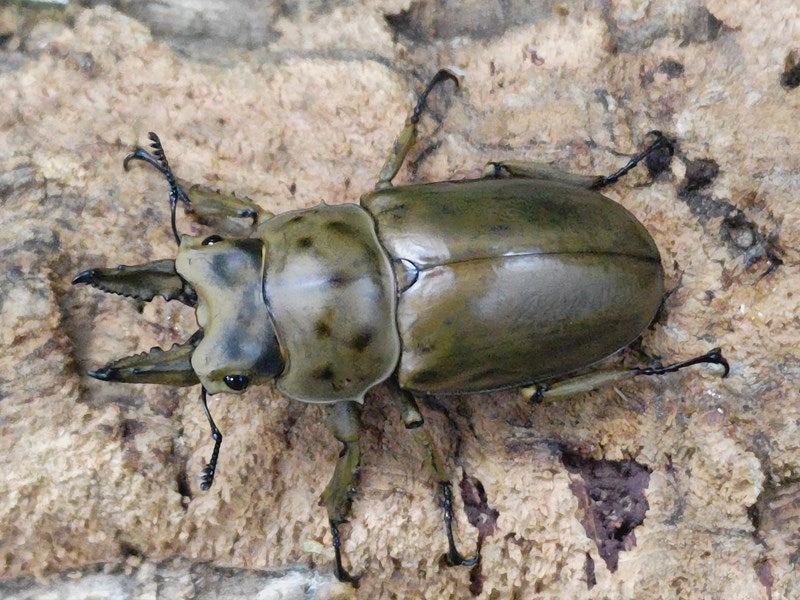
[441,482,480,568]
[123,148,167,175]
[200,387,223,491]
[330,520,360,586]
[123,132,190,244]
[635,347,730,379]
[410,68,460,125]
[591,130,675,189]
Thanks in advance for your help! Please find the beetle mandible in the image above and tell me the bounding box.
[72,69,729,584]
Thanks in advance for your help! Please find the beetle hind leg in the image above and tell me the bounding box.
[389,380,480,568]
[484,130,674,189]
[521,347,730,401]
[321,401,362,585]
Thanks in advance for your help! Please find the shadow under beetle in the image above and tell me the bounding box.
[72,70,729,584]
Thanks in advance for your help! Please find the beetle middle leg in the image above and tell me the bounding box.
[520,347,730,402]
[124,132,269,237]
[483,130,674,189]
[388,379,479,569]
[321,401,362,585]
[375,69,459,190]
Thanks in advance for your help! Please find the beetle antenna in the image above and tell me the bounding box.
[200,386,223,491]
[123,132,190,245]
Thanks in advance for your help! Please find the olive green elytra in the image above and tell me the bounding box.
[72,69,729,585]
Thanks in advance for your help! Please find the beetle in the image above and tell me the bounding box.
[72,69,729,584]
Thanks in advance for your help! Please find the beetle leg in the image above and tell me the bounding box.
[320,401,362,586]
[180,182,270,233]
[521,347,730,401]
[87,330,203,386]
[124,133,269,235]
[484,131,674,190]
[72,258,196,306]
[199,386,223,490]
[389,380,480,568]
[375,69,459,190]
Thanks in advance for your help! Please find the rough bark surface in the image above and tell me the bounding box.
[1,1,799,598]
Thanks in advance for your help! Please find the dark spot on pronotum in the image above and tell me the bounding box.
[781,51,800,90]
[315,320,332,338]
[313,364,335,380]
[326,220,356,236]
[296,236,313,249]
[327,270,353,288]
[657,59,684,78]
[350,329,373,352]
[288,214,304,224]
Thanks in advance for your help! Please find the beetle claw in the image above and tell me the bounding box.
[705,347,730,378]
[445,548,481,568]
[123,148,166,173]
[330,519,360,587]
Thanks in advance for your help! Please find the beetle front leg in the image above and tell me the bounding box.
[124,133,270,235]
[484,130,674,190]
[521,347,730,401]
[375,69,459,190]
[389,380,479,569]
[320,401,362,586]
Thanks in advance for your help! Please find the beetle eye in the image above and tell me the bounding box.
[202,235,224,246]
[224,374,250,391]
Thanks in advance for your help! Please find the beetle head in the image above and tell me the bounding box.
[74,232,283,394]
[174,233,283,395]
